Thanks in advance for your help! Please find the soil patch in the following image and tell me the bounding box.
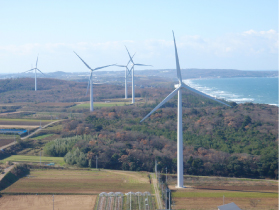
[0,195,97,210]
[0,139,14,147]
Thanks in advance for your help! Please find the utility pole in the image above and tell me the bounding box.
[223,195,224,205]
[96,155,98,169]
[155,160,157,179]
[40,151,42,165]
[166,167,167,183]
[53,194,54,210]
[165,188,168,209]
[169,189,171,210]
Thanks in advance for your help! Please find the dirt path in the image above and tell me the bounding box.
[0,120,63,150]
[151,173,163,209]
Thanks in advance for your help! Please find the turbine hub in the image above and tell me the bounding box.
[174,84,180,88]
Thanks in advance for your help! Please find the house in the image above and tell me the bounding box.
[218,202,242,210]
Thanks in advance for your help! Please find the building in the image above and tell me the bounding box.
[218,202,242,210]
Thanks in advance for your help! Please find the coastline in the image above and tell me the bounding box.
[183,77,279,106]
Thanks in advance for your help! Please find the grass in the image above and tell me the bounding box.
[1,169,152,194]
[0,155,65,166]
[31,134,54,140]
[0,118,52,122]
[0,134,19,139]
[172,191,278,198]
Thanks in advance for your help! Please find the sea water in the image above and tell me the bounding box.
[183,77,279,106]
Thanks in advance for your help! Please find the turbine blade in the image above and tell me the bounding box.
[172,31,182,84]
[182,83,231,107]
[125,46,134,64]
[73,51,92,70]
[125,53,135,66]
[93,64,116,71]
[37,69,47,77]
[140,87,180,122]
[23,69,35,73]
[36,54,39,69]
[134,64,152,66]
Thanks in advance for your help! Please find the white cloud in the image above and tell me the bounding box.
[0,29,278,72]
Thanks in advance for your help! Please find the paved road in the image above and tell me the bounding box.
[151,173,163,209]
[21,120,63,140]
[0,164,16,181]
[0,120,63,151]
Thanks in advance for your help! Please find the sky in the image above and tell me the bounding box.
[0,0,278,73]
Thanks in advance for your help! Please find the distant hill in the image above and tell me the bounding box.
[0,69,278,83]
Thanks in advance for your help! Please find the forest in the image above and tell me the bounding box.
[44,100,278,179]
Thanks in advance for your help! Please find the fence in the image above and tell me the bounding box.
[156,173,172,210]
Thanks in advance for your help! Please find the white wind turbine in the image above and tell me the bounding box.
[116,54,135,99]
[125,47,152,104]
[74,51,115,112]
[23,55,47,91]
[140,31,231,188]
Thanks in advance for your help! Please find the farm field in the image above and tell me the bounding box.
[1,169,151,194]
[0,195,97,210]
[0,118,53,129]
[0,155,65,166]
[168,175,278,210]
[34,102,76,107]
[0,118,52,123]
[0,139,14,147]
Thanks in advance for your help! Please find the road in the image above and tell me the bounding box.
[0,120,63,150]
[151,173,163,209]
[0,164,16,182]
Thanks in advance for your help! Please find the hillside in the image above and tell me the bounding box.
[0,78,278,179]
[0,77,173,104]
[47,101,278,179]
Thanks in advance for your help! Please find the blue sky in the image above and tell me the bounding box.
[0,0,278,73]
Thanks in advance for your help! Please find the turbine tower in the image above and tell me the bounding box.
[74,51,115,112]
[125,47,151,104]
[140,31,231,188]
[116,53,135,99]
[23,55,46,91]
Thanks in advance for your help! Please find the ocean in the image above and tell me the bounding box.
[183,77,279,106]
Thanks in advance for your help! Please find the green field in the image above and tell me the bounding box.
[31,134,54,140]
[172,191,278,198]
[0,155,65,166]
[0,118,52,122]
[1,169,151,194]
[73,102,129,108]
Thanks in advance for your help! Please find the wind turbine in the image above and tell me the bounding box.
[22,55,47,91]
[74,51,115,112]
[125,47,152,104]
[116,54,135,99]
[140,31,231,188]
